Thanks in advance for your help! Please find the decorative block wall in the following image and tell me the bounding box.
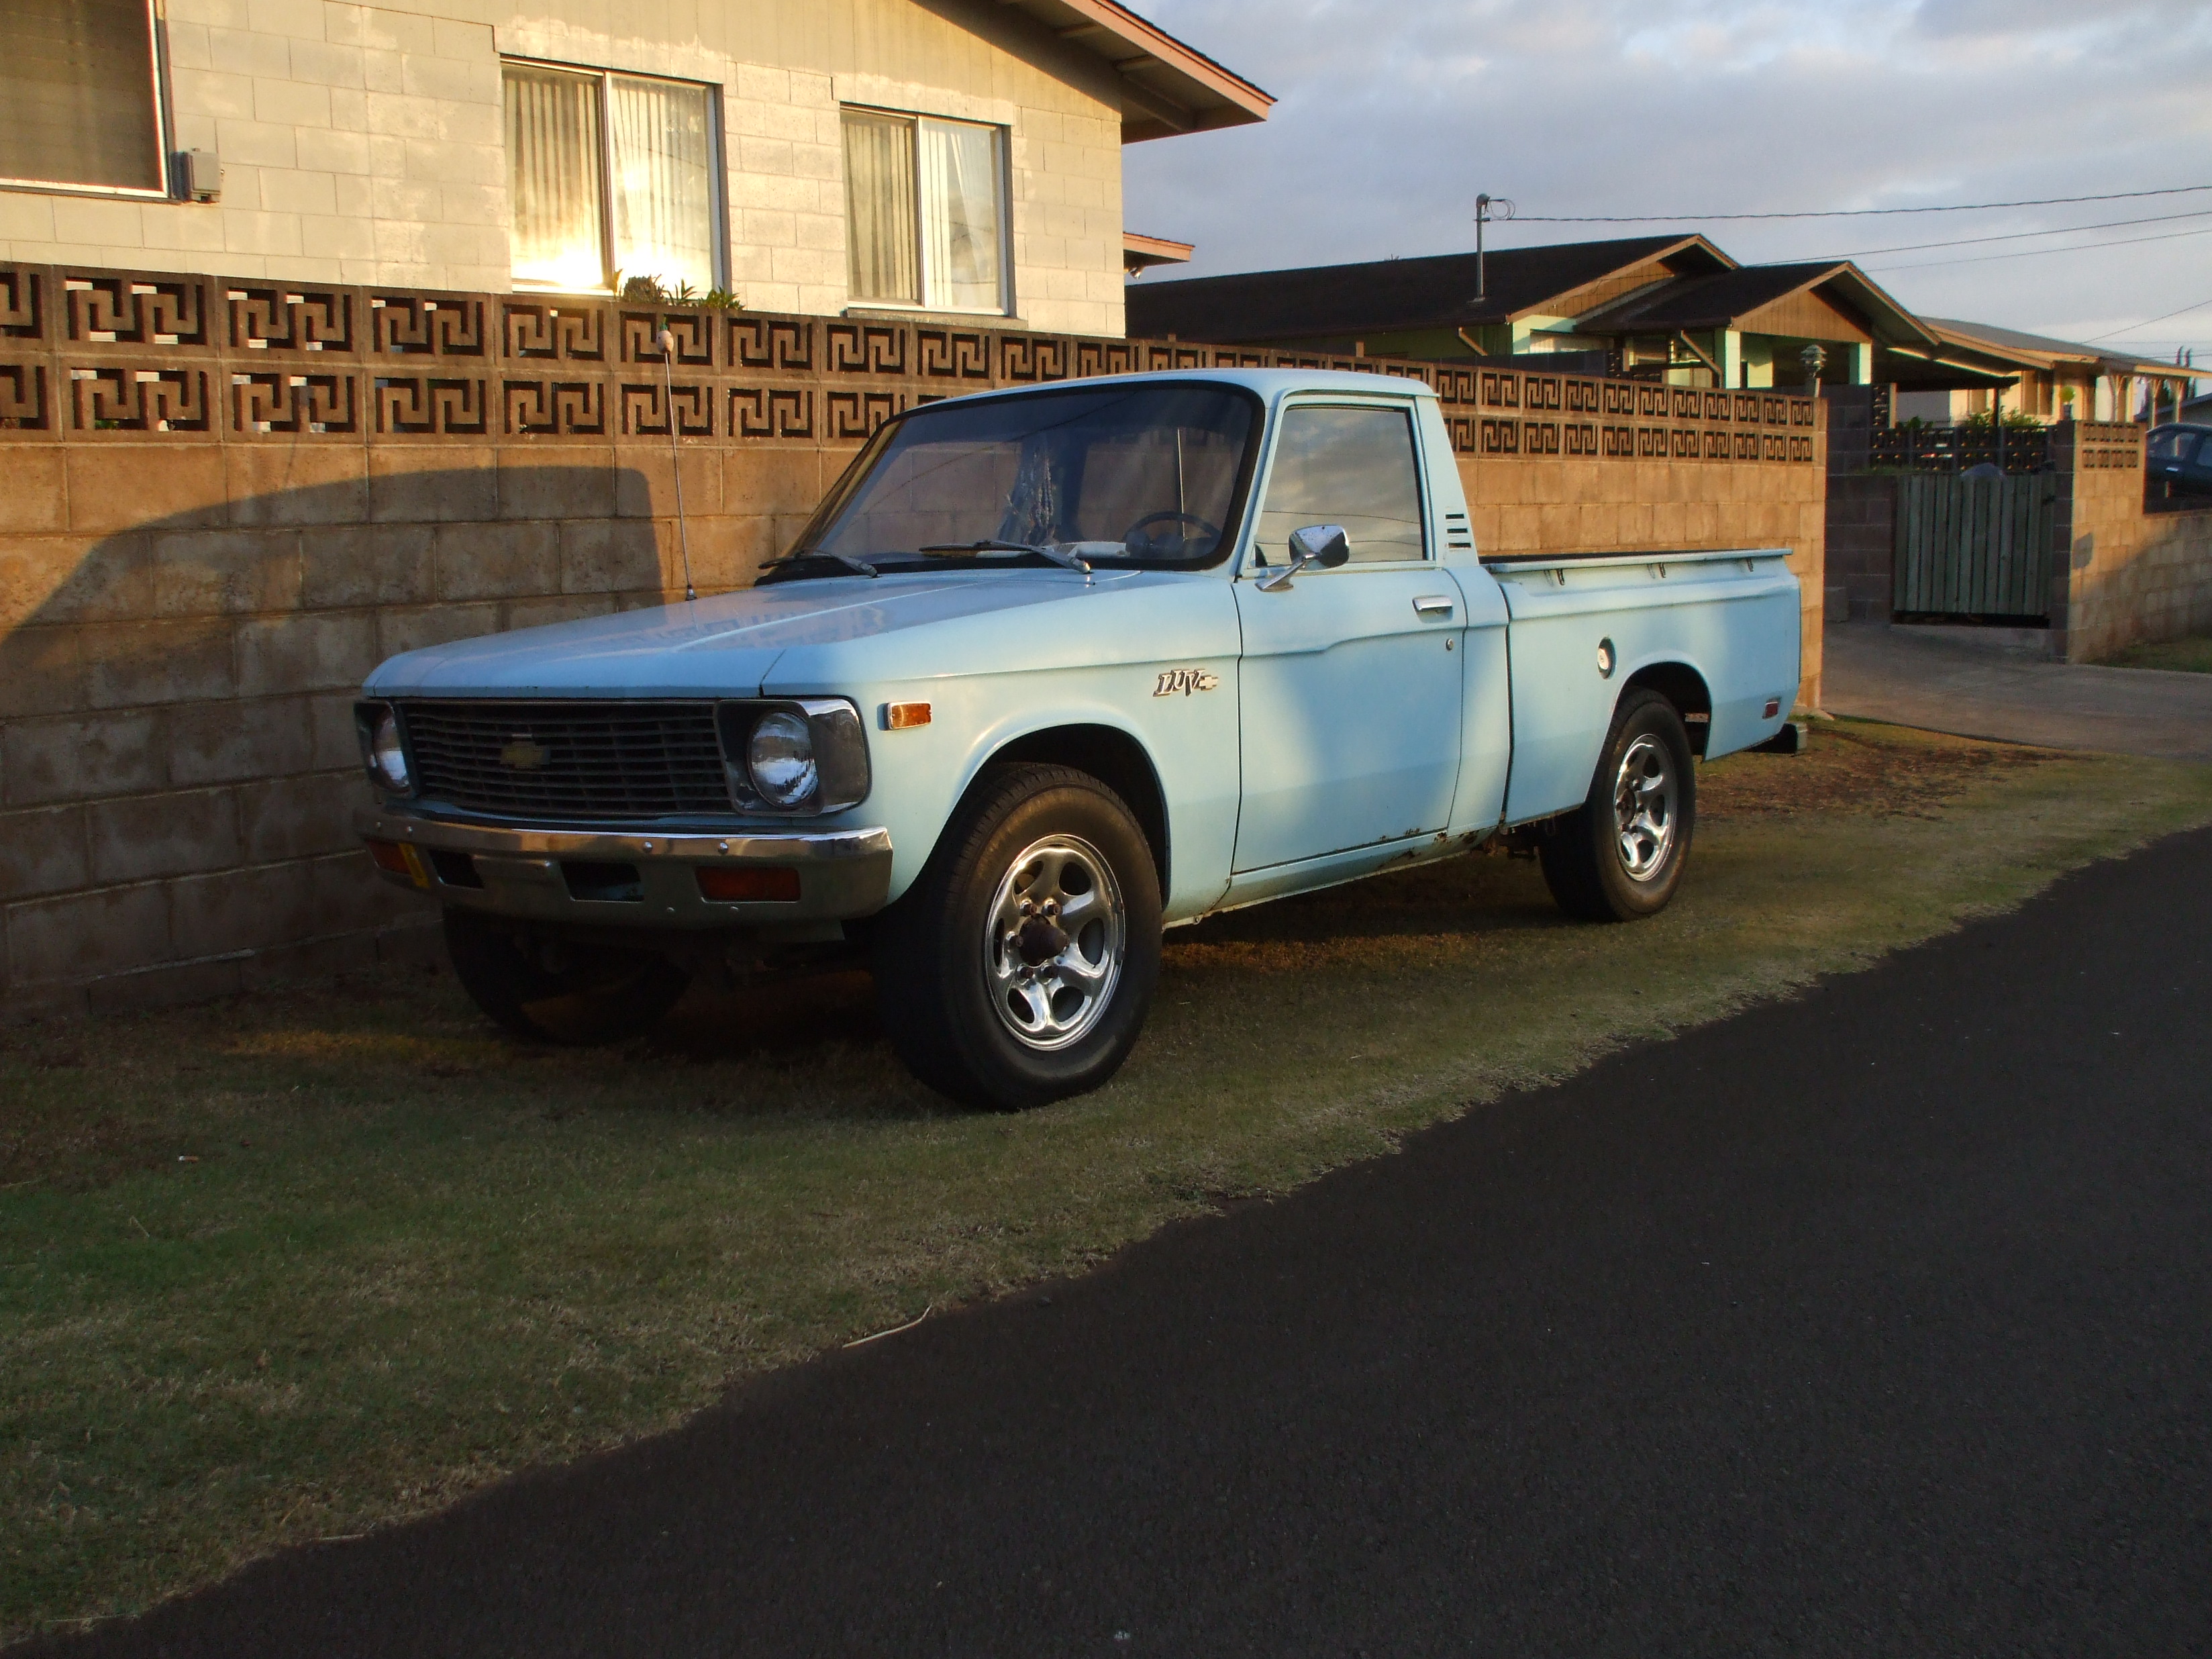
[2052,423,2212,663]
[0,262,1824,1016]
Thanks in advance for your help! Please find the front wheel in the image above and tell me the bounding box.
[1540,689,1696,922]
[442,909,691,1044]
[873,763,1162,1111]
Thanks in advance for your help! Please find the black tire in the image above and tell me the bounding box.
[442,908,691,1045]
[872,762,1162,1111]
[1540,689,1697,923]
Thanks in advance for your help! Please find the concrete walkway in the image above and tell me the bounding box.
[1823,619,2212,760]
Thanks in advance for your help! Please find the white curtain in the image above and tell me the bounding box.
[842,111,918,303]
[918,118,1002,312]
[610,76,715,295]
[505,66,605,291]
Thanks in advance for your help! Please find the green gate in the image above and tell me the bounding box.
[1892,472,2059,619]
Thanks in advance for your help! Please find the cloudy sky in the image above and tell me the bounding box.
[1121,0,2212,362]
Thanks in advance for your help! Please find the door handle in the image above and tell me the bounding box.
[1412,595,1455,617]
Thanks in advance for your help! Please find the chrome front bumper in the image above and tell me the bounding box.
[356,806,894,930]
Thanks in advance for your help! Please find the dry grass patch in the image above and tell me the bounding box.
[5,721,2211,1643]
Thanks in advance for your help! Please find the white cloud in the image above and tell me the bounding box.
[1123,0,2212,356]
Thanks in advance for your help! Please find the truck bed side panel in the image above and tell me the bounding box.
[1493,554,1800,823]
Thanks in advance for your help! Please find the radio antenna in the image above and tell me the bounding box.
[658,328,697,603]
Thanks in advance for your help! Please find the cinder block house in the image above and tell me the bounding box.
[0,0,1267,337]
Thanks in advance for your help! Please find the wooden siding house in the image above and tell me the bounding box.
[1125,234,1962,393]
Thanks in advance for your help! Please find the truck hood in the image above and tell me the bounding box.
[363,570,1131,697]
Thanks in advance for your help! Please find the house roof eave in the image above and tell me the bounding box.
[1507,234,1737,324]
[1576,260,1940,350]
[999,0,1274,142]
[1927,318,2210,387]
[1123,230,1194,272]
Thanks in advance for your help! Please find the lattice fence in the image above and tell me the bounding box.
[0,264,1817,463]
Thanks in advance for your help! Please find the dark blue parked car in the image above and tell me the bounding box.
[2148,423,2212,499]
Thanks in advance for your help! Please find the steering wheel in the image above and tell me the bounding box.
[1121,510,1223,558]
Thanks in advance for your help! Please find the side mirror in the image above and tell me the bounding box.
[1255,523,1352,591]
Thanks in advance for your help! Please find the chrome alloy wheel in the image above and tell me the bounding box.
[1613,733,1678,881]
[983,834,1127,1051]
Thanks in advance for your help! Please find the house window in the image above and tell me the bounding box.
[0,0,166,196]
[503,61,722,295]
[842,108,1008,313]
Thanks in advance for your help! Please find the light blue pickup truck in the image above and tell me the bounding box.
[356,369,1801,1108]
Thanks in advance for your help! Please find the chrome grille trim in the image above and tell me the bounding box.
[398,699,729,821]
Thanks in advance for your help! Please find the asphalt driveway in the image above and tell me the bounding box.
[1823,619,2212,760]
[24,823,2212,1656]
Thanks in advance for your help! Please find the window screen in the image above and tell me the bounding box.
[842,108,1007,313]
[1,0,164,192]
[1254,405,1427,564]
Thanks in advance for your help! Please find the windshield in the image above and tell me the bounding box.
[786,383,1259,574]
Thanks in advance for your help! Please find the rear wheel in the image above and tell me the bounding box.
[1540,689,1695,922]
[874,763,1162,1111]
[442,909,691,1045]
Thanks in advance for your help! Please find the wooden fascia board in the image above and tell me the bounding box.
[1002,0,1272,134]
[1509,237,1740,325]
[1923,325,2075,373]
[1820,264,1940,350]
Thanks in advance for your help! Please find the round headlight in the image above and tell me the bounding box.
[746,710,817,807]
[369,708,411,793]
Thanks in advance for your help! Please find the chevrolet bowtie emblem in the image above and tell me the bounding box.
[499,736,551,770]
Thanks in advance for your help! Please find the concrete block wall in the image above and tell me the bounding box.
[0,0,1130,337]
[0,1,511,291]
[0,270,1825,1016]
[1454,378,1828,707]
[1823,474,1899,623]
[2052,423,2212,663]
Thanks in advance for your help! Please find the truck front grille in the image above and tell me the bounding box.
[399,700,730,821]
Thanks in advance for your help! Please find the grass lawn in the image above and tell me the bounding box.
[2102,634,2212,674]
[6,721,2212,1642]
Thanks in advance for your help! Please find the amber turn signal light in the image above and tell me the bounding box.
[366,838,430,888]
[883,701,932,730]
[696,865,801,903]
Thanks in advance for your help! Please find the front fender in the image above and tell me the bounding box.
[858,666,1240,921]
[764,575,1245,923]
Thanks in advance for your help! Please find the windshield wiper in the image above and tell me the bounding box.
[918,539,1092,576]
[758,550,879,581]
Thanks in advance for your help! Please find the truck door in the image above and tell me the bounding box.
[1231,400,1464,872]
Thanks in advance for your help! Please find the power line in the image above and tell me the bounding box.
[1817,207,2212,261]
[2083,295,2212,344]
[1864,223,2212,273]
[1511,184,2212,223]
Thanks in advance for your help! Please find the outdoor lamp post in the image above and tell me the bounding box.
[1799,342,1826,397]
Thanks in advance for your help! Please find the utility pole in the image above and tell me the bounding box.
[1474,193,1515,308]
